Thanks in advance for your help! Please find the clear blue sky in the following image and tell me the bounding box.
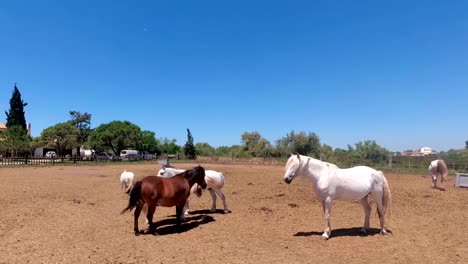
[1,1,467,152]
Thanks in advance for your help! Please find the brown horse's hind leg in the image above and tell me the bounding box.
[146,203,158,235]
[133,203,143,236]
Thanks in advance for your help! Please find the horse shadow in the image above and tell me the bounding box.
[294,227,386,239]
[142,215,215,236]
[186,209,231,215]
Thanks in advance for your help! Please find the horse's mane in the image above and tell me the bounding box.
[184,166,205,182]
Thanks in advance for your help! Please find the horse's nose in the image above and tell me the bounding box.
[284,177,292,184]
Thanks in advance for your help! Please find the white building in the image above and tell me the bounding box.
[420,147,432,155]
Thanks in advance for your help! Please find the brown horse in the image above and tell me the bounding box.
[121,165,206,236]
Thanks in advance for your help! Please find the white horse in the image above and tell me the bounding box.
[283,154,392,240]
[428,159,448,190]
[157,166,230,216]
[120,170,135,194]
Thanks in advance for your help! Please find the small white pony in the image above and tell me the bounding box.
[428,159,448,190]
[157,166,230,216]
[283,154,392,240]
[120,170,135,194]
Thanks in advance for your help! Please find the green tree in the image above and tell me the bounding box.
[184,128,196,159]
[195,142,215,156]
[139,130,161,154]
[160,137,181,154]
[68,111,92,145]
[241,131,272,157]
[87,121,142,155]
[215,145,237,157]
[0,125,31,156]
[39,122,79,156]
[351,140,388,163]
[275,130,321,158]
[5,84,28,130]
[320,144,334,161]
[465,140,468,149]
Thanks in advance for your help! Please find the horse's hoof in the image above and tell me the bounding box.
[134,231,141,236]
[359,229,368,235]
[210,209,217,213]
[224,210,232,214]
[321,235,329,240]
[380,230,388,236]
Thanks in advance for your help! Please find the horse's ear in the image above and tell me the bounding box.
[296,153,300,160]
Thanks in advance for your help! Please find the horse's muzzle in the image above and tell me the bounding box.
[284,177,292,184]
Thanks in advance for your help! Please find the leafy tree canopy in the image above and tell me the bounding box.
[39,122,79,155]
[68,110,92,145]
[87,121,142,155]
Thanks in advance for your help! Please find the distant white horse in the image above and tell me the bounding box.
[283,154,392,240]
[157,166,230,216]
[428,159,448,190]
[120,170,135,194]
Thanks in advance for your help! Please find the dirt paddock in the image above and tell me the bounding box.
[1,162,467,263]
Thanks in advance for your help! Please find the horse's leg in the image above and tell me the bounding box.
[133,202,143,236]
[183,194,191,218]
[321,197,332,240]
[374,192,388,235]
[125,183,131,194]
[432,175,437,189]
[359,195,371,234]
[176,205,184,228]
[146,202,158,235]
[215,188,230,213]
[440,175,445,190]
[209,188,217,212]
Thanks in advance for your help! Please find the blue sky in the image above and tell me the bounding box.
[1,0,467,152]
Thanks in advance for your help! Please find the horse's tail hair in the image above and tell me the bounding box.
[121,180,142,214]
[380,171,392,219]
[437,160,448,181]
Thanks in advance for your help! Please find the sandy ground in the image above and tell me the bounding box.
[1,162,468,264]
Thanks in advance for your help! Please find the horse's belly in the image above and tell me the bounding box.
[157,198,182,207]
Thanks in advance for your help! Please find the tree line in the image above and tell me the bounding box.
[1,84,468,169]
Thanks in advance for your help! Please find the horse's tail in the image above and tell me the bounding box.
[438,160,448,181]
[380,171,392,219]
[121,180,142,214]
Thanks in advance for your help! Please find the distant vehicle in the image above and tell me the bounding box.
[120,150,140,160]
[140,151,154,160]
[45,151,56,158]
[94,152,116,161]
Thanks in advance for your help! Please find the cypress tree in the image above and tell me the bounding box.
[5,84,28,130]
[184,128,196,159]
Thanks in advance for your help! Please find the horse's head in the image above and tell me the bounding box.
[283,153,301,184]
[157,167,165,176]
[188,165,207,189]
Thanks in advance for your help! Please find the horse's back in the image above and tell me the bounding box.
[120,171,135,182]
[330,166,385,200]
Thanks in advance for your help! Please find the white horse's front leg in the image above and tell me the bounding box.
[321,197,332,240]
[183,199,190,218]
[431,175,437,188]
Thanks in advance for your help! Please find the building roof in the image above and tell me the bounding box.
[0,122,6,130]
